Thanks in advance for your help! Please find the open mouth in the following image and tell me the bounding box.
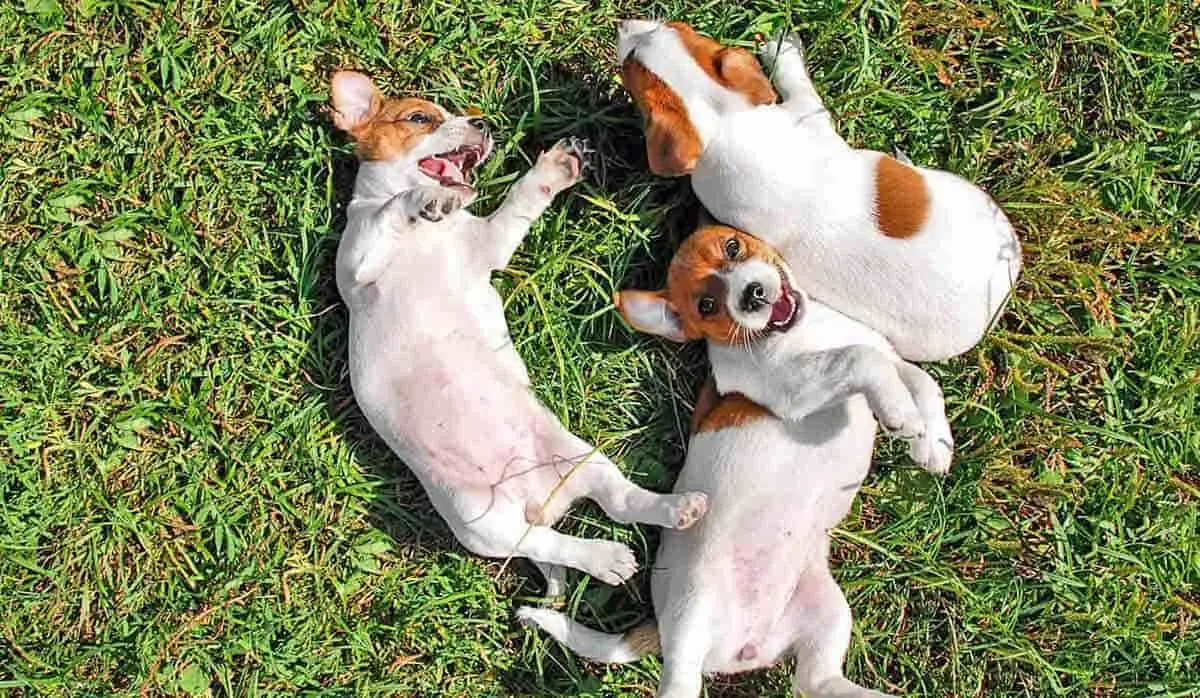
[418,144,488,192]
[765,275,803,332]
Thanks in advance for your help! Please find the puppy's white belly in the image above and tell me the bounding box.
[347,263,549,494]
[694,111,1020,360]
[654,400,875,673]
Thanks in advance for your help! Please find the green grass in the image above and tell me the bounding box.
[1,0,1197,695]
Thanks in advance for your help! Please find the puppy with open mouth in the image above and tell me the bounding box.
[330,72,707,593]
[520,225,950,697]
[617,20,1021,362]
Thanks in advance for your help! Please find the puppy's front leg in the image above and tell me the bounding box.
[895,362,954,475]
[475,137,586,271]
[713,345,925,437]
[345,185,473,286]
[757,32,833,127]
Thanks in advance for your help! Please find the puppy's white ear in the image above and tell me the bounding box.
[331,71,381,132]
[615,290,688,342]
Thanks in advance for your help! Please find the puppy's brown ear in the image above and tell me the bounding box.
[716,48,777,106]
[331,71,381,132]
[645,107,702,177]
[622,59,702,177]
[614,290,688,342]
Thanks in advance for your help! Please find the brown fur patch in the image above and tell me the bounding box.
[330,73,446,162]
[621,58,702,176]
[874,155,930,238]
[619,22,775,176]
[690,374,720,435]
[624,621,661,656]
[346,97,445,161]
[667,21,777,106]
[664,225,787,342]
[695,393,772,433]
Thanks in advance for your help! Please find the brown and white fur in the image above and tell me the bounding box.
[518,225,950,697]
[330,71,707,594]
[617,20,1021,361]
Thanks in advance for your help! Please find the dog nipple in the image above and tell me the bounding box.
[737,644,758,662]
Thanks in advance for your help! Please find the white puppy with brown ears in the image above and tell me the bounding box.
[617,20,1021,361]
[519,225,949,698]
[330,71,707,594]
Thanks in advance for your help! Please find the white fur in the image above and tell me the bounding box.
[337,105,707,591]
[617,21,1022,361]
[521,246,951,697]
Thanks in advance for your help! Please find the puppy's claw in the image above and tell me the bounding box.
[564,136,594,173]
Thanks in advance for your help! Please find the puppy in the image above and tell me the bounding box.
[617,20,1021,361]
[330,71,707,594]
[518,225,950,697]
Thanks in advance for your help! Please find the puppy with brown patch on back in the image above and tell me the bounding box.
[519,225,949,698]
[330,71,707,594]
[617,20,1022,361]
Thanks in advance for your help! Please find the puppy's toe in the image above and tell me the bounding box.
[669,491,708,530]
[783,32,806,55]
[926,437,954,475]
[548,137,586,180]
[587,541,637,586]
[907,433,953,475]
[515,605,542,627]
[759,29,804,61]
[882,409,925,441]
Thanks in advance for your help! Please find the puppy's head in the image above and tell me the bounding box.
[617,20,776,177]
[616,225,805,344]
[330,71,493,192]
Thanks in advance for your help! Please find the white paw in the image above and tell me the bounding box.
[401,185,473,222]
[757,30,805,69]
[582,540,638,585]
[667,491,708,530]
[874,400,925,441]
[909,416,953,475]
[532,136,589,194]
[515,605,548,628]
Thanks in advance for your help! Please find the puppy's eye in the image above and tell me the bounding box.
[406,112,432,124]
[724,238,741,259]
[698,296,717,316]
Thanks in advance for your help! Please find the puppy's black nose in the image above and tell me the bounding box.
[467,117,488,133]
[740,282,767,312]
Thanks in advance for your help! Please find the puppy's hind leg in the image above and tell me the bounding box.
[656,603,713,698]
[458,506,640,586]
[789,571,897,698]
[547,432,707,530]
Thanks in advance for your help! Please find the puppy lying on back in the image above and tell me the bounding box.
[617,20,1021,361]
[519,225,949,697]
[330,72,706,593]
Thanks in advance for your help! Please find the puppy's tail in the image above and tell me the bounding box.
[517,606,659,663]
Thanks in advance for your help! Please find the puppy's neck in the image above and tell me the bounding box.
[351,159,428,204]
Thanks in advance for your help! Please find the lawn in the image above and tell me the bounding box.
[1,0,1197,695]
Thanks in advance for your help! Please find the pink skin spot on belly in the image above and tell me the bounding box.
[738,644,758,662]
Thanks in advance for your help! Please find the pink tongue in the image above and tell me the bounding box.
[769,294,793,324]
[419,158,447,176]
